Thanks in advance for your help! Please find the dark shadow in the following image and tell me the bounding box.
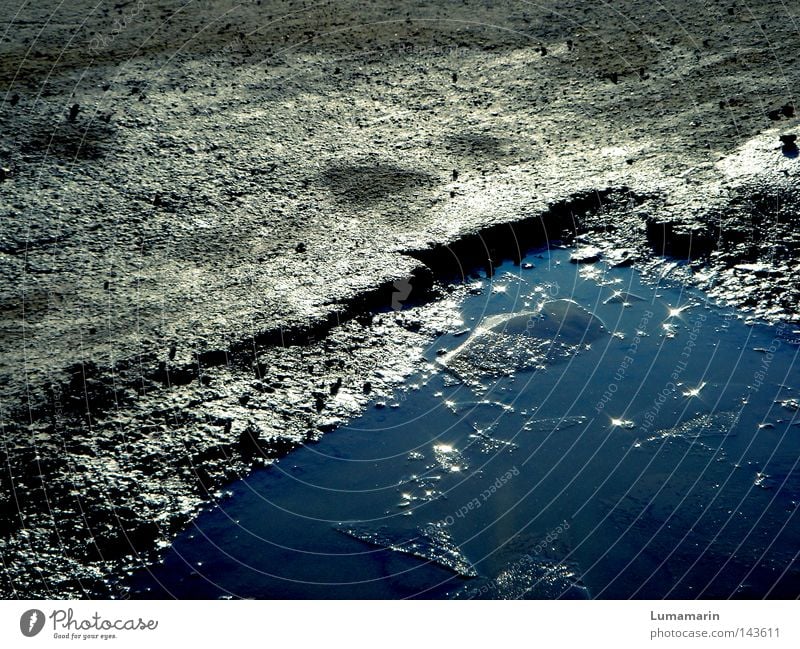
[780,134,798,158]
[21,119,118,161]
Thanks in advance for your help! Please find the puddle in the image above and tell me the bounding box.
[126,247,800,599]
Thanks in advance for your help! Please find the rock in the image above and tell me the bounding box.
[569,246,602,263]
[605,248,636,267]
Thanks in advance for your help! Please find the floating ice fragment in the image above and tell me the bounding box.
[432,443,467,473]
[569,246,602,264]
[441,300,607,384]
[604,290,646,306]
[524,415,589,433]
[451,555,589,599]
[645,411,739,446]
[337,523,478,577]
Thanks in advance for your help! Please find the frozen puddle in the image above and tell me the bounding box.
[126,247,800,599]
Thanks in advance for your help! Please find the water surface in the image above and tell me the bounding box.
[127,248,800,599]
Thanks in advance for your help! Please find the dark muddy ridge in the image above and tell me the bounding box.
[2,0,800,597]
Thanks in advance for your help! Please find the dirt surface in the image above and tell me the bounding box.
[1,0,799,597]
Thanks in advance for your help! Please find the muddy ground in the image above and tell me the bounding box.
[0,0,798,597]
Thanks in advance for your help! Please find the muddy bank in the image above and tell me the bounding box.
[1,0,799,597]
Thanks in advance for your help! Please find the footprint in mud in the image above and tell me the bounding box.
[441,299,608,385]
[337,523,478,578]
[320,161,437,204]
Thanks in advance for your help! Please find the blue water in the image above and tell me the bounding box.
[126,248,800,599]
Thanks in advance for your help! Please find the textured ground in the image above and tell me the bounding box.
[0,0,798,597]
